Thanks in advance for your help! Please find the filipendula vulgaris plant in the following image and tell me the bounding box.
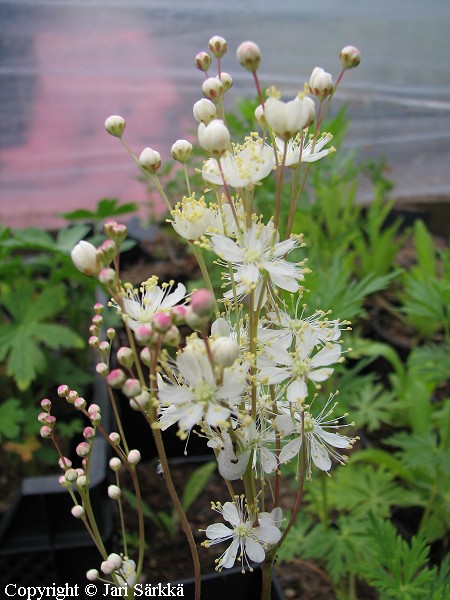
[40,36,361,600]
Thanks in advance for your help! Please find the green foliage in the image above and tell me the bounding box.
[61,198,137,223]
[0,398,25,441]
[181,461,216,513]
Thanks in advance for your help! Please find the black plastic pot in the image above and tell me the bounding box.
[0,374,112,585]
[171,566,286,600]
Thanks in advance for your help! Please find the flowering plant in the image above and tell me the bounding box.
[40,36,361,599]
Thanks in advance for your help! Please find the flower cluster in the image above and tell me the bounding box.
[44,35,361,597]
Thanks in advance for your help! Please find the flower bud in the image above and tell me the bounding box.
[309,67,334,99]
[96,362,108,376]
[71,505,85,519]
[38,412,48,424]
[76,442,91,458]
[208,35,227,59]
[211,337,240,368]
[65,468,79,483]
[101,560,116,575]
[41,398,52,411]
[67,389,79,404]
[151,312,172,333]
[104,221,128,242]
[92,314,103,327]
[108,484,122,500]
[109,432,121,446]
[88,336,99,349]
[99,341,110,354]
[74,397,87,410]
[93,302,104,314]
[40,425,52,438]
[57,385,70,398]
[198,120,230,158]
[264,97,311,140]
[303,96,316,127]
[202,77,224,101]
[122,378,142,398]
[105,115,126,138]
[88,403,101,415]
[58,457,72,469]
[236,41,261,72]
[134,324,155,345]
[83,426,95,440]
[127,450,141,465]
[254,105,267,129]
[190,288,215,316]
[106,327,116,340]
[71,241,100,276]
[170,305,188,325]
[108,553,123,570]
[219,72,233,92]
[109,457,122,471]
[97,239,117,265]
[163,325,181,347]
[76,475,88,488]
[99,267,118,287]
[117,346,135,368]
[86,569,99,581]
[185,308,210,331]
[132,390,152,411]
[106,369,126,389]
[195,51,211,72]
[171,139,193,163]
[193,99,216,125]
[340,46,361,69]
[139,147,161,173]
[140,347,152,367]
[89,324,99,336]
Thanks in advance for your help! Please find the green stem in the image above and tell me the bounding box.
[260,558,274,600]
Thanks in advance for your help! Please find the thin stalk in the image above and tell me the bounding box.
[261,558,273,600]
[190,242,220,317]
[183,163,192,197]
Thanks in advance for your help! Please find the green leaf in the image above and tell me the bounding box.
[6,333,47,390]
[345,381,401,431]
[349,449,414,481]
[55,224,92,254]
[33,323,84,350]
[413,220,437,277]
[0,398,26,441]
[181,461,216,513]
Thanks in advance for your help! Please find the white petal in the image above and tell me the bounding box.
[310,344,341,368]
[261,447,278,474]
[245,537,265,564]
[210,234,244,262]
[221,537,240,569]
[279,436,302,464]
[255,522,282,545]
[287,379,308,402]
[317,428,350,449]
[310,437,332,471]
[222,502,240,526]
[205,523,233,540]
[308,367,333,382]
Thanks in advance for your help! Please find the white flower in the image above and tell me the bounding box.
[198,119,230,158]
[71,241,100,276]
[309,66,334,98]
[121,278,186,331]
[158,349,246,434]
[276,395,356,478]
[170,196,215,241]
[203,498,282,571]
[275,132,335,168]
[210,221,304,306]
[202,135,274,189]
[264,96,313,140]
[263,326,341,401]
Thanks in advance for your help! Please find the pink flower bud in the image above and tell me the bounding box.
[38,412,48,424]
[339,46,361,69]
[74,397,86,410]
[104,115,126,138]
[58,457,72,469]
[57,385,70,398]
[99,341,110,353]
[83,426,95,439]
[117,347,134,368]
[202,77,224,101]
[96,362,108,376]
[309,67,334,99]
[88,336,99,348]
[151,312,172,333]
[195,51,211,72]
[109,432,121,446]
[97,239,117,264]
[88,403,101,415]
[106,369,126,388]
[40,425,52,438]
[106,327,116,340]
[208,35,227,59]
[71,505,85,519]
[134,324,155,345]
[67,390,79,404]
[139,147,161,173]
[170,305,188,325]
[98,267,118,287]
[41,398,52,411]
[163,325,181,347]
[71,241,100,276]
[90,411,101,424]
[127,450,141,465]
[89,324,99,336]
[122,378,141,399]
[76,475,87,488]
[193,99,216,124]
[65,468,79,483]
[76,442,91,457]
[107,553,123,570]
[236,41,261,72]
[93,302,104,314]
[190,288,215,316]
[198,120,230,158]
[140,347,152,367]
[92,314,103,326]
[101,560,116,575]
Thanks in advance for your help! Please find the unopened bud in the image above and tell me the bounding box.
[236,41,261,72]
[108,554,123,570]
[131,390,151,411]
[41,398,52,411]
[99,341,110,353]
[96,362,108,376]
[83,426,95,439]
[151,312,172,333]
[193,99,217,125]
[40,425,52,438]
[106,327,116,340]
[211,336,240,367]
[88,403,101,415]
[220,72,233,92]
[65,468,79,483]
[108,484,122,500]
[99,267,118,287]
[58,457,72,469]
[86,569,99,581]
[163,325,181,346]
[134,324,155,345]
[309,67,334,99]
[117,347,134,368]
[139,147,161,173]
[106,369,126,389]
[93,302,104,314]
[208,35,227,59]
[97,239,117,264]
[109,457,122,471]
[57,385,70,398]
[140,347,152,367]
[76,475,88,488]
[105,115,126,138]
[127,450,141,465]
[67,390,79,404]
[71,505,85,519]
[76,442,91,457]
[122,378,142,398]
[89,336,99,348]
[109,432,121,446]
[202,77,224,101]
[71,241,100,276]
[171,139,193,163]
[74,397,87,410]
[254,104,267,129]
[185,308,210,331]
[190,288,215,316]
[195,51,211,72]
[340,46,361,69]
[198,120,230,158]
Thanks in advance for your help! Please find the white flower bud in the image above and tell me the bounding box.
[122,378,142,398]
[65,468,79,483]
[171,139,193,163]
[108,484,122,500]
[109,432,121,446]
[71,505,85,519]
[86,569,99,581]
[139,147,161,173]
[340,46,361,69]
[195,51,212,72]
[236,41,261,72]
[107,553,123,570]
[219,72,233,92]
[309,67,334,99]
[101,560,116,575]
[105,115,126,138]
[127,450,141,465]
[198,119,230,158]
[109,457,122,472]
[202,77,224,102]
[208,35,227,59]
[71,241,100,276]
[193,98,217,124]
[254,104,267,129]
[132,390,152,411]
[117,347,134,368]
[211,337,240,368]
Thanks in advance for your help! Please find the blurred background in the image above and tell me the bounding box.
[1,0,449,228]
